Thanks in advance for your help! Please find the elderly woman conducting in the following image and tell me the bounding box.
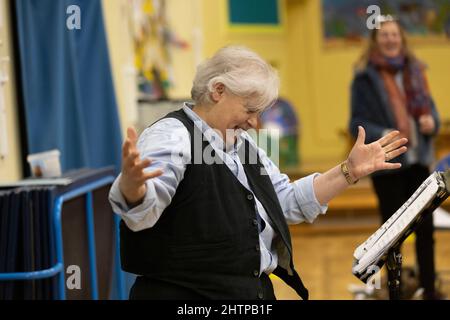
[109,46,407,300]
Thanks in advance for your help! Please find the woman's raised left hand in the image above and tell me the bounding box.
[346,126,408,181]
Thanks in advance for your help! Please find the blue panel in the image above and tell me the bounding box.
[228,0,279,25]
[15,0,123,174]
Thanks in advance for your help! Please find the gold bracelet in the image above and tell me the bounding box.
[341,161,359,185]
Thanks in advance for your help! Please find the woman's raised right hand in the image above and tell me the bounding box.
[119,127,163,205]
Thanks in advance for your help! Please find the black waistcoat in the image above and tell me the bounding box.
[120,109,308,300]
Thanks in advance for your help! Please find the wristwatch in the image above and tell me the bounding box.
[341,161,359,185]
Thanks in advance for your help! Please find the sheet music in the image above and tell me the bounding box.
[354,174,435,260]
[352,172,447,279]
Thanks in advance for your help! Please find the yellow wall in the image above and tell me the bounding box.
[102,0,200,120]
[197,0,344,170]
[0,0,136,181]
[286,0,362,169]
[165,0,203,99]
[0,0,22,182]
[102,0,136,137]
[285,0,450,170]
[165,0,290,99]
[2,1,450,182]
[201,0,289,98]
[195,0,450,170]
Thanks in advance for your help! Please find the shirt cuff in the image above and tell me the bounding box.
[293,173,328,223]
[108,174,156,218]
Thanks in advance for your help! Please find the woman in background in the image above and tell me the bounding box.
[349,16,441,300]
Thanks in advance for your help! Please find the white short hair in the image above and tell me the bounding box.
[191,46,279,112]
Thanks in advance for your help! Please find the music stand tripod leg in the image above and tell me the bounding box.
[386,246,403,300]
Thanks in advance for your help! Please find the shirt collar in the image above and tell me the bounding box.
[182,102,244,153]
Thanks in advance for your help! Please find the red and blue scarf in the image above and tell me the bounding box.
[370,50,432,119]
[369,50,432,141]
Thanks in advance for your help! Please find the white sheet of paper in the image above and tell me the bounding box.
[352,172,442,276]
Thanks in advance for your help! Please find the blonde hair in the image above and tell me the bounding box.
[191,46,279,112]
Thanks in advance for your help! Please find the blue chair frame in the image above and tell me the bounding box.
[435,153,450,172]
[0,176,126,300]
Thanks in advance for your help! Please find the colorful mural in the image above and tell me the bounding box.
[322,0,450,42]
[128,0,189,101]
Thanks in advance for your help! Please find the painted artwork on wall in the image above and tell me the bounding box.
[128,0,189,101]
[322,0,450,43]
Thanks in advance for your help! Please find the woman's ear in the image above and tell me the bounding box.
[211,83,225,102]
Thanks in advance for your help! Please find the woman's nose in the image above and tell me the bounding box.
[247,115,258,129]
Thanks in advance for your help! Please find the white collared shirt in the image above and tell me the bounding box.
[109,103,328,275]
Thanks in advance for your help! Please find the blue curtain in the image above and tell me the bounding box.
[14,0,127,299]
[14,0,122,174]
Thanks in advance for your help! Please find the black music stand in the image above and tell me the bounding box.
[386,247,402,300]
[353,170,450,300]
[383,196,441,300]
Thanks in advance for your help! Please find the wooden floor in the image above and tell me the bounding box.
[272,229,450,300]
[271,171,450,299]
